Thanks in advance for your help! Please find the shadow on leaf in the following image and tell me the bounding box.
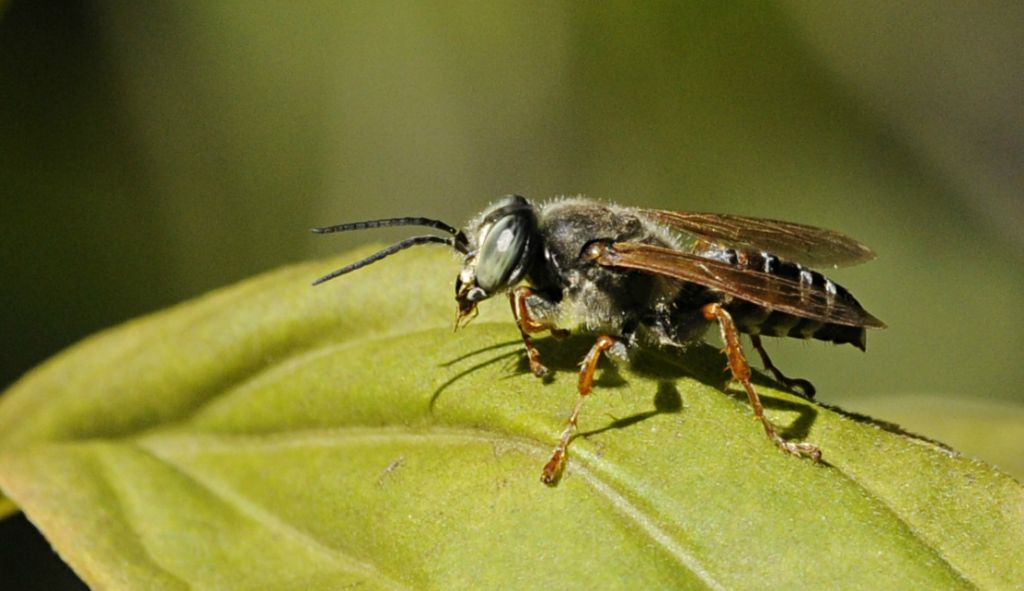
[430,332,948,454]
[579,381,684,439]
[430,344,522,412]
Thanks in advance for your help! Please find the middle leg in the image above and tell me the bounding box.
[541,335,616,486]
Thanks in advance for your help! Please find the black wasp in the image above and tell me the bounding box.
[312,195,885,485]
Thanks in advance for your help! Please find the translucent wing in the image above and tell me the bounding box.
[592,242,885,328]
[645,210,876,269]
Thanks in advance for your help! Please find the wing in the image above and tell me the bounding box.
[645,210,876,269]
[591,241,886,328]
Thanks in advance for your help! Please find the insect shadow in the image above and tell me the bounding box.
[432,333,817,443]
[635,344,956,451]
[577,381,684,439]
[431,334,680,435]
[430,339,525,412]
[624,340,819,443]
[432,335,643,406]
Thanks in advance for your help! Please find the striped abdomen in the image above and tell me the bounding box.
[711,248,869,350]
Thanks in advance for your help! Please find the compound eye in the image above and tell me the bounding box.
[475,212,530,292]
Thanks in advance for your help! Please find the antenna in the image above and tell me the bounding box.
[311,235,456,286]
[311,217,468,252]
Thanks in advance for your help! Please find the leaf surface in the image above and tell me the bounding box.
[0,248,1021,590]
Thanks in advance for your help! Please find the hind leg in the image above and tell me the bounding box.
[750,335,816,400]
[703,304,821,461]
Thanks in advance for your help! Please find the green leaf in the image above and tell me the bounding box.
[0,494,15,520]
[0,247,1021,590]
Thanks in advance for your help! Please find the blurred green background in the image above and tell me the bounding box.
[1,2,1022,588]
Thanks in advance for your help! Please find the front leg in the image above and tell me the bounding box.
[509,286,567,378]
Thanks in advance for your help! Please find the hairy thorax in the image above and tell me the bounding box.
[528,199,685,340]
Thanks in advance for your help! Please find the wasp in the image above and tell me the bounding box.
[312,195,885,485]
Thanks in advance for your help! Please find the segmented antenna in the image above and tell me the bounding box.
[311,215,464,238]
[312,235,456,285]
[311,214,469,285]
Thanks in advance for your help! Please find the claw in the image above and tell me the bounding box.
[541,448,565,486]
[773,436,822,462]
